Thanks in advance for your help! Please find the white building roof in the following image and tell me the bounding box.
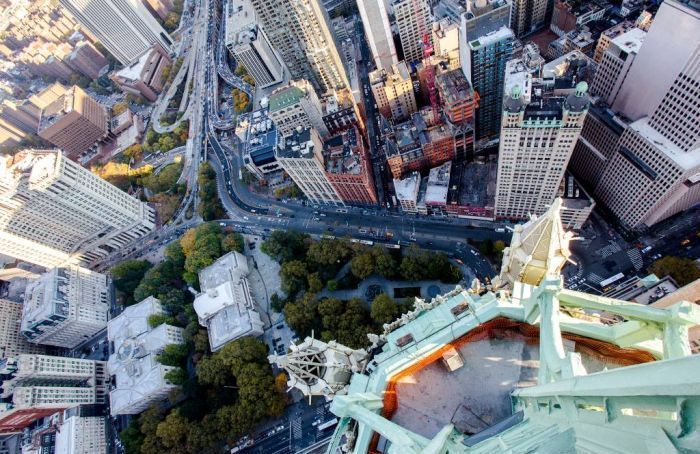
[107,297,184,415]
[631,118,700,171]
[611,27,646,54]
[393,173,420,202]
[193,251,263,351]
[424,162,451,205]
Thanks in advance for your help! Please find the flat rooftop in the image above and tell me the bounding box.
[391,330,624,439]
[447,160,497,208]
[436,69,473,105]
[611,27,646,54]
[324,128,363,175]
[393,172,420,202]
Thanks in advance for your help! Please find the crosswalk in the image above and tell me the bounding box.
[587,273,604,285]
[292,419,302,440]
[598,242,622,259]
[627,248,644,271]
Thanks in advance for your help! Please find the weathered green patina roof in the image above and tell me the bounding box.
[268,85,305,112]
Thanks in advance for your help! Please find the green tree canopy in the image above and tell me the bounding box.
[111,260,152,306]
[260,230,309,263]
[648,256,700,287]
[371,293,400,325]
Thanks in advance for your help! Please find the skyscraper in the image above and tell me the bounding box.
[58,0,173,65]
[0,354,108,433]
[495,56,590,220]
[0,150,156,268]
[249,0,348,94]
[588,0,700,229]
[369,61,418,122]
[393,0,433,65]
[37,85,110,158]
[357,0,398,70]
[510,0,548,38]
[224,0,284,88]
[0,300,46,360]
[20,266,110,348]
[460,0,514,151]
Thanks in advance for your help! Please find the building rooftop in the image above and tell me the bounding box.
[324,127,364,175]
[193,252,263,352]
[424,161,451,205]
[224,0,257,48]
[610,26,646,54]
[435,69,473,106]
[559,171,595,211]
[393,172,421,202]
[107,296,184,415]
[37,86,77,131]
[447,160,497,210]
[243,108,278,167]
[276,127,318,159]
[542,51,597,92]
[268,84,306,113]
[629,117,700,171]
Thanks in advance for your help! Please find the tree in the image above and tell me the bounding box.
[165,241,186,268]
[351,252,375,279]
[399,254,424,281]
[284,293,318,338]
[111,260,152,306]
[221,232,244,254]
[270,293,285,313]
[371,293,400,325]
[164,367,188,385]
[326,279,338,291]
[306,239,351,268]
[112,102,128,115]
[307,272,324,293]
[119,420,144,454]
[260,230,309,263]
[197,163,225,221]
[373,247,397,279]
[648,256,700,287]
[494,240,506,252]
[280,260,309,296]
[148,313,171,328]
[157,343,189,367]
[155,410,189,453]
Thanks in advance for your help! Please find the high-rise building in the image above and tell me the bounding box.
[431,18,461,70]
[436,68,479,160]
[592,20,636,63]
[0,300,46,360]
[110,43,172,102]
[268,80,330,138]
[58,0,173,65]
[510,0,548,37]
[393,0,433,65]
[224,0,284,88]
[275,128,344,206]
[590,27,646,105]
[54,412,108,454]
[65,41,109,79]
[460,0,514,151]
[37,86,110,158]
[0,150,156,268]
[0,355,108,433]
[357,0,397,70]
[108,296,185,415]
[589,0,700,229]
[494,56,590,220]
[249,0,348,94]
[323,127,378,206]
[369,61,417,122]
[20,266,110,349]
